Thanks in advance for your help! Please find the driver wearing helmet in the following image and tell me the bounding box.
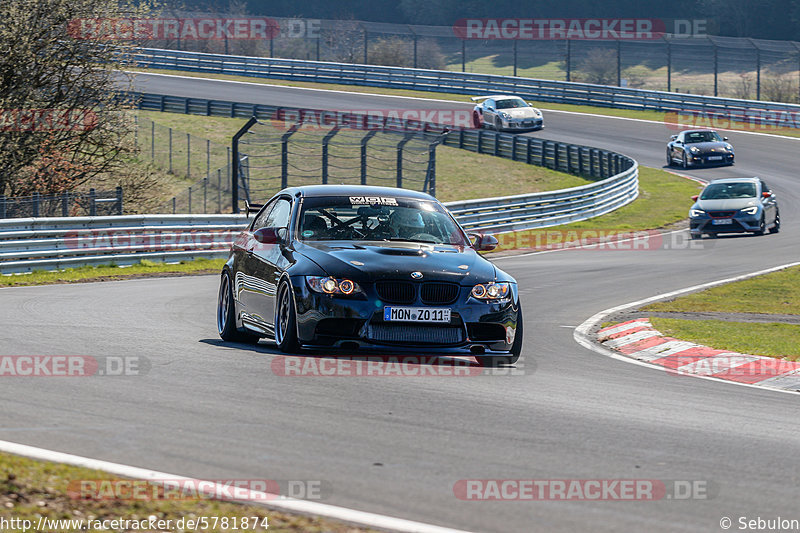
[390,207,426,239]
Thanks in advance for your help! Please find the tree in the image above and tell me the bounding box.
[0,0,155,197]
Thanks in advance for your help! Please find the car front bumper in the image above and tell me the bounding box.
[686,153,734,166]
[290,276,520,354]
[500,118,543,130]
[690,214,761,235]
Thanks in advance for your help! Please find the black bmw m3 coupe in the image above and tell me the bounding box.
[217,185,523,366]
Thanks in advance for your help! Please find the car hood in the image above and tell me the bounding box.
[295,240,500,284]
[686,141,730,152]
[499,107,541,119]
[695,198,758,210]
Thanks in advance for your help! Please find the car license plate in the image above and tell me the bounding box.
[712,219,733,225]
[707,156,723,160]
[384,307,451,323]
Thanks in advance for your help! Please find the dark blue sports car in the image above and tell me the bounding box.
[217,185,523,366]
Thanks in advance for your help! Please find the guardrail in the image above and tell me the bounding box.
[1,161,636,273]
[132,48,800,127]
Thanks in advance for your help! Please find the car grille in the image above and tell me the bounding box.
[365,324,465,344]
[375,281,415,304]
[420,282,460,305]
[708,211,736,218]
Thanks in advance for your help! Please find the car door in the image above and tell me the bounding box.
[248,196,295,332]
[672,132,685,160]
[236,198,278,324]
[483,98,496,124]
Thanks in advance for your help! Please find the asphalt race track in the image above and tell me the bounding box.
[1,73,799,533]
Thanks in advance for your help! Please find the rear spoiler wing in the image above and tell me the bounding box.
[470,96,491,102]
[244,200,263,217]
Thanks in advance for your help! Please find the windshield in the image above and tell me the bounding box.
[297,196,470,245]
[685,131,723,143]
[700,182,757,200]
[495,98,529,110]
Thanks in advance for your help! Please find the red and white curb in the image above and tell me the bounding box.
[598,319,800,392]
[574,261,800,395]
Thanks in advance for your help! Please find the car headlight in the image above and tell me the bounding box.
[471,282,511,300]
[307,276,362,295]
[725,144,733,151]
[500,112,510,119]
[740,206,758,215]
[533,110,542,116]
[690,147,700,153]
[690,209,706,217]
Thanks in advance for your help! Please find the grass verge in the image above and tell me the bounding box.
[649,317,800,360]
[0,451,374,532]
[0,259,226,288]
[643,265,800,315]
[133,68,800,139]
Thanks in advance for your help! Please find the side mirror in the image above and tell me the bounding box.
[723,136,729,141]
[253,227,282,244]
[473,234,498,252]
[691,195,699,202]
[670,135,678,141]
[762,191,772,198]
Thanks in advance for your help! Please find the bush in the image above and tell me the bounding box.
[577,49,618,86]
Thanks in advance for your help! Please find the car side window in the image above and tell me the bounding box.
[264,198,292,229]
[677,133,684,143]
[251,200,276,231]
[760,180,771,193]
[486,99,494,109]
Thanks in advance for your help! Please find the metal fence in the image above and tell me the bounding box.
[0,188,123,219]
[131,49,800,130]
[134,16,800,101]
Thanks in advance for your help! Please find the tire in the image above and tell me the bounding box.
[275,280,300,353]
[473,111,482,129]
[755,215,766,236]
[218,270,261,344]
[690,233,701,240]
[681,153,688,169]
[769,211,780,234]
[476,306,523,367]
[666,150,673,167]
[494,116,503,131]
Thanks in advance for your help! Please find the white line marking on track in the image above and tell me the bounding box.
[573,261,800,395]
[0,440,474,533]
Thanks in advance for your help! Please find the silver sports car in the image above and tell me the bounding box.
[471,95,544,131]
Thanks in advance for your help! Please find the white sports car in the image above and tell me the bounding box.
[471,95,544,131]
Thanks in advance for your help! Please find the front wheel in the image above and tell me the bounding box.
[275,280,300,353]
[769,211,780,234]
[666,150,673,167]
[755,215,766,236]
[476,306,523,367]
[494,116,503,131]
[681,153,688,169]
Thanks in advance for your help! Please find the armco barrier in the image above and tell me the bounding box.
[0,164,636,274]
[132,48,800,127]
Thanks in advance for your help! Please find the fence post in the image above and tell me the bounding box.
[217,169,222,213]
[321,125,340,185]
[32,192,40,217]
[476,129,483,153]
[665,37,672,92]
[565,39,571,82]
[510,136,517,160]
[526,137,533,164]
[0,195,5,219]
[116,186,123,215]
[750,39,761,100]
[172,197,176,214]
[203,178,207,213]
[186,133,191,178]
[616,39,621,87]
[169,127,173,173]
[363,29,368,63]
[206,138,210,179]
[413,31,418,68]
[150,121,155,161]
[461,39,465,72]
[712,38,718,97]
[360,130,377,185]
[553,143,560,170]
[513,39,517,77]
[231,117,258,214]
[61,191,69,217]
[541,140,547,166]
[578,148,585,176]
[396,133,414,189]
[566,146,572,174]
[89,189,96,216]
[281,124,300,190]
[188,186,192,214]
